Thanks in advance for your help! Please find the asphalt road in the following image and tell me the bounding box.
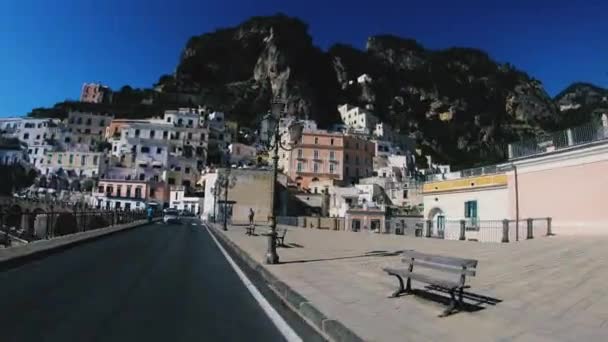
[0,219,322,342]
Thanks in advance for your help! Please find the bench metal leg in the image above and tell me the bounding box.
[405,277,412,292]
[439,290,458,317]
[458,287,464,308]
[388,274,410,298]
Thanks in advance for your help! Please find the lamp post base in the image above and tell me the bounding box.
[265,232,279,264]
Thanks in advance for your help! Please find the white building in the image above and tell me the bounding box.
[0,146,28,165]
[164,108,204,128]
[0,118,62,147]
[169,186,203,214]
[357,74,372,84]
[337,104,378,134]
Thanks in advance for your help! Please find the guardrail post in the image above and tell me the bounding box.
[546,217,552,236]
[459,220,466,240]
[425,220,432,238]
[527,218,534,239]
[502,219,510,243]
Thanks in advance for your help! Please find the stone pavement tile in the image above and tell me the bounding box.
[220,225,608,341]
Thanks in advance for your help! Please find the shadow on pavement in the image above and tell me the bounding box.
[391,286,502,316]
[280,250,402,264]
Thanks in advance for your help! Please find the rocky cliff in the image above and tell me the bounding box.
[30,14,590,168]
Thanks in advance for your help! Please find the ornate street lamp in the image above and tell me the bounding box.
[217,167,236,231]
[264,98,304,264]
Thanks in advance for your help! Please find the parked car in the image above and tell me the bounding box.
[163,208,181,224]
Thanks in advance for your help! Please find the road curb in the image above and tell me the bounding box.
[0,219,160,271]
[208,224,365,342]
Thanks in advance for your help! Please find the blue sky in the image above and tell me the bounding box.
[1,0,607,117]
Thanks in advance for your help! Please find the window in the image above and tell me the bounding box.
[58,154,63,164]
[139,173,145,181]
[77,117,82,124]
[345,141,349,148]
[141,146,150,153]
[150,188,156,197]
[36,135,41,140]
[168,178,175,185]
[163,131,168,139]
[297,162,303,172]
[314,137,319,144]
[185,167,191,174]
[113,146,117,152]
[313,163,319,173]
[116,185,122,197]
[69,154,74,164]
[166,117,171,123]
[200,133,206,141]
[135,187,142,199]
[177,118,183,126]
[355,156,359,165]
[126,186,132,197]
[465,201,478,220]
[188,132,193,139]
[188,119,193,126]
[329,163,335,174]
[297,149,303,158]
[403,190,408,199]
[150,130,155,138]
[157,147,162,154]
[356,142,359,149]
[313,150,319,159]
[99,120,105,127]
[125,203,131,211]
[81,155,86,165]
[93,156,98,165]
[330,138,334,145]
[135,129,140,138]
[345,153,349,162]
[329,151,335,160]
[98,186,104,193]
[86,118,92,126]
[23,133,29,140]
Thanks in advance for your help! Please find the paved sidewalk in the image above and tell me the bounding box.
[219,224,608,341]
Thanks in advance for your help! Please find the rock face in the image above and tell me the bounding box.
[157,15,562,167]
[31,14,583,168]
[552,83,608,127]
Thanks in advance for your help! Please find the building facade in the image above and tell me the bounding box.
[41,151,108,178]
[80,83,112,104]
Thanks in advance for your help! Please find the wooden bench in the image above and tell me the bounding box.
[245,225,255,236]
[383,250,478,317]
[277,229,287,246]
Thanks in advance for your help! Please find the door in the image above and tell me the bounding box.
[436,215,445,238]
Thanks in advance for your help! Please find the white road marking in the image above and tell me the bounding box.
[204,224,302,342]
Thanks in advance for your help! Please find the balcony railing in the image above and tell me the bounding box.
[425,164,512,182]
[508,121,608,160]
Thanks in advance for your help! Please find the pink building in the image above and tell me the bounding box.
[80,83,112,104]
[423,121,608,237]
[286,131,375,190]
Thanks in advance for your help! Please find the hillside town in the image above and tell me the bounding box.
[0,82,451,231]
[2,81,608,241]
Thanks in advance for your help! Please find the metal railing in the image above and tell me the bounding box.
[425,164,512,182]
[509,121,608,159]
[0,208,159,248]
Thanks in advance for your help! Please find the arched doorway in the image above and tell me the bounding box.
[427,207,445,238]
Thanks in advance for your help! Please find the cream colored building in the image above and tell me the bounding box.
[200,169,272,224]
[41,151,108,178]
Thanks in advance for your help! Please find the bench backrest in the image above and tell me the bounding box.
[401,250,477,285]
